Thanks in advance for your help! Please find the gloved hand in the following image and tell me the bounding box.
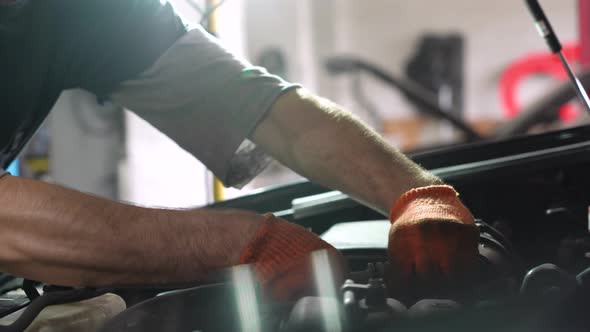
[239,214,346,302]
[388,185,479,284]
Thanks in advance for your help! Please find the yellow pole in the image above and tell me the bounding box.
[213,177,225,202]
[206,0,219,35]
[207,0,225,202]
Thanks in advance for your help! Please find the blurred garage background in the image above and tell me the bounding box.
[14,0,585,208]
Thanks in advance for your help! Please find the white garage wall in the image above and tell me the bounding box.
[245,0,577,122]
[337,0,577,121]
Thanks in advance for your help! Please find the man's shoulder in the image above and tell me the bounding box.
[47,0,179,23]
[46,0,163,11]
[54,0,187,96]
[1,0,169,21]
[0,0,173,32]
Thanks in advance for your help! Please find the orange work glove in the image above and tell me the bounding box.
[388,185,479,282]
[239,214,346,302]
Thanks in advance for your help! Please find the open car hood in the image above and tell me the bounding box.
[209,124,590,220]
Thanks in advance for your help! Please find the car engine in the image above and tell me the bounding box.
[99,126,590,332]
[2,126,590,332]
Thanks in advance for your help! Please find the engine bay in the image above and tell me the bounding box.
[212,124,590,332]
[3,126,590,331]
[90,126,590,331]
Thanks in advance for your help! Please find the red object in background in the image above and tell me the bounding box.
[580,0,590,66]
[501,0,590,124]
[499,44,581,123]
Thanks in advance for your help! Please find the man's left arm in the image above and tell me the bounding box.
[252,89,480,281]
[251,88,442,214]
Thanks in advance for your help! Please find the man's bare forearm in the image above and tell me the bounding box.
[252,89,442,215]
[0,175,262,287]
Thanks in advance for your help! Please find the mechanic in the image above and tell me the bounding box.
[0,0,479,301]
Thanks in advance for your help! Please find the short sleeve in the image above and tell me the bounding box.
[57,0,188,98]
[110,27,300,188]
